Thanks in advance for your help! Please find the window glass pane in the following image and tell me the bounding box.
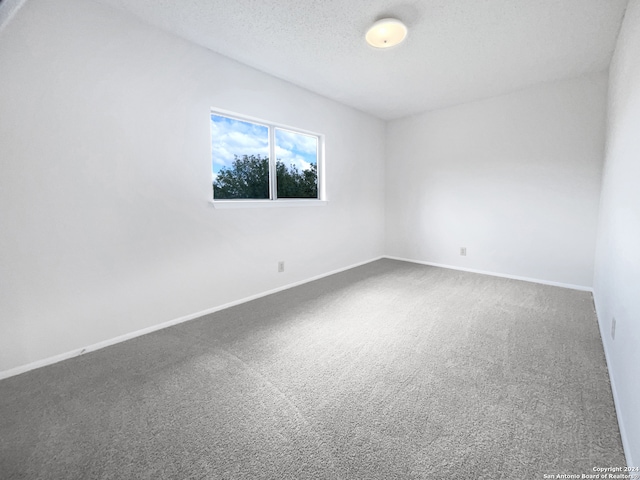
[275,128,318,199]
[211,114,270,199]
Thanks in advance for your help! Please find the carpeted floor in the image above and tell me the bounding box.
[0,259,625,479]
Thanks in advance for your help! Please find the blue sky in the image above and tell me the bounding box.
[211,114,317,179]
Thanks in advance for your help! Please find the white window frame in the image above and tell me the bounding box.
[209,108,326,208]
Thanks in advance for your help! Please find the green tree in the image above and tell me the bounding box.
[213,154,317,199]
[276,161,318,198]
[213,155,269,199]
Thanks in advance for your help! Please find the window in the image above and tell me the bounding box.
[210,111,323,203]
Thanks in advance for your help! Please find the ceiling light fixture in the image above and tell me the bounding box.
[365,18,408,49]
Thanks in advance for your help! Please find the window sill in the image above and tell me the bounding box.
[209,199,328,209]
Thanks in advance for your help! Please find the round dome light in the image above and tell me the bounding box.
[365,18,408,49]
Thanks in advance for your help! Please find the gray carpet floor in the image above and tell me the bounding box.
[0,259,625,479]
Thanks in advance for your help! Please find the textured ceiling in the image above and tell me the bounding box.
[96,0,628,120]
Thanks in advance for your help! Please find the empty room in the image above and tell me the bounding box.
[1,0,638,478]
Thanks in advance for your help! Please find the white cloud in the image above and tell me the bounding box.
[275,129,317,171]
[210,116,318,174]
[275,129,317,154]
[275,146,313,171]
[211,117,269,171]
[292,157,312,171]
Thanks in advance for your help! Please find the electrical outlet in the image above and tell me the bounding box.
[460,247,467,256]
[278,261,285,273]
[611,317,616,340]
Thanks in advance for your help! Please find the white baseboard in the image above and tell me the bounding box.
[4,254,628,465]
[384,256,593,292]
[592,296,636,468]
[0,256,384,380]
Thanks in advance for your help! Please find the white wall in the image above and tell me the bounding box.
[594,0,640,467]
[385,73,607,288]
[0,0,386,373]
